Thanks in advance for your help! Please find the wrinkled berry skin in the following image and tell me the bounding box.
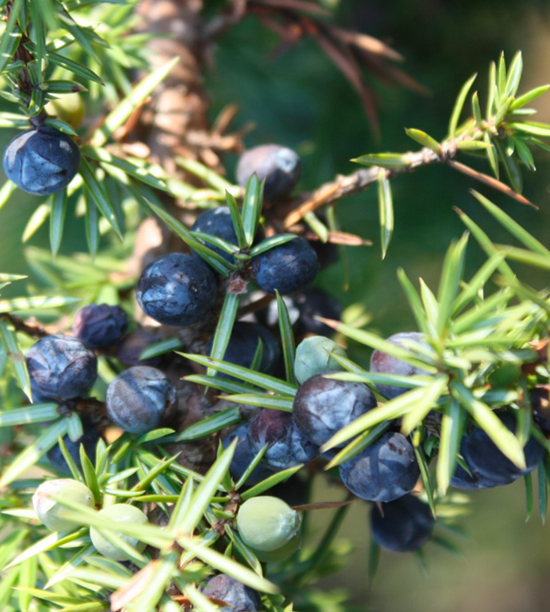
[248,409,318,470]
[106,366,177,435]
[27,335,98,402]
[3,127,80,195]
[222,424,274,486]
[208,322,280,380]
[465,412,544,485]
[371,495,434,552]
[47,420,101,474]
[294,336,347,384]
[90,504,148,561]
[236,144,301,201]
[202,574,262,612]
[116,328,162,367]
[236,496,301,552]
[73,304,128,350]
[339,432,420,502]
[252,237,318,295]
[33,479,94,532]
[293,375,376,447]
[370,332,431,399]
[137,253,218,326]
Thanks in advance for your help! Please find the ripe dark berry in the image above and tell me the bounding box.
[192,206,263,264]
[293,375,376,447]
[339,432,420,502]
[464,412,544,485]
[252,237,318,295]
[201,574,262,612]
[3,127,80,195]
[27,335,97,402]
[90,504,148,560]
[371,494,434,552]
[192,207,238,263]
[47,419,101,474]
[236,144,301,201]
[73,303,128,349]
[106,366,177,435]
[451,457,503,490]
[222,424,274,486]
[247,409,318,470]
[207,322,280,380]
[116,328,163,367]
[370,332,431,399]
[137,253,218,326]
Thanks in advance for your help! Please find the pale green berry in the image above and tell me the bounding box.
[33,479,94,532]
[294,336,347,384]
[236,496,300,552]
[90,503,148,561]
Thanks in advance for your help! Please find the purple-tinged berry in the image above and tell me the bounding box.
[247,409,318,470]
[236,144,301,202]
[202,574,262,612]
[73,303,128,349]
[293,375,376,447]
[370,332,431,399]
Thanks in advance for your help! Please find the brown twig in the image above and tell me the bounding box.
[283,141,536,228]
[4,313,50,338]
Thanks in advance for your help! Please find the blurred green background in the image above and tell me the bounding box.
[2,0,550,609]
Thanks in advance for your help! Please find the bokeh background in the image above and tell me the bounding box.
[2,0,550,610]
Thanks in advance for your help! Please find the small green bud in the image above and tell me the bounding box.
[32,479,94,532]
[90,503,148,561]
[236,496,301,552]
[294,336,347,384]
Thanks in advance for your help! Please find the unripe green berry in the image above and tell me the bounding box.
[46,93,86,129]
[33,479,94,532]
[236,496,301,552]
[90,504,148,561]
[294,336,347,384]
